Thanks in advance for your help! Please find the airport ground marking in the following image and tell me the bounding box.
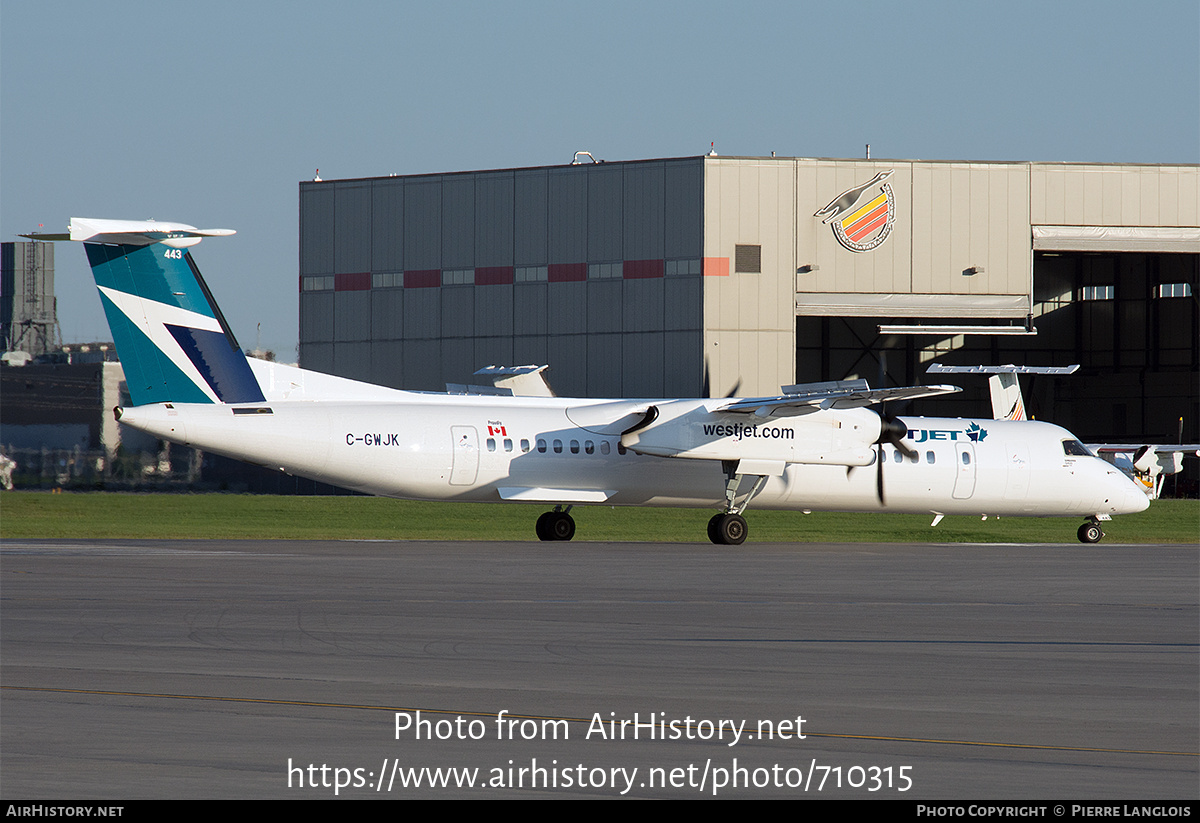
[4,685,1196,758]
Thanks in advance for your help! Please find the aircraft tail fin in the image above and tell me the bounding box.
[988,373,1025,420]
[70,218,264,406]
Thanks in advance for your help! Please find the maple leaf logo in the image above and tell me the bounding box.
[966,422,988,442]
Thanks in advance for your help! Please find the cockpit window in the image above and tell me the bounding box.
[1062,439,1092,456]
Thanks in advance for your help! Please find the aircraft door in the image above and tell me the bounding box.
[952,442,977,499]
[1003,442,1030,501]
[450,425,479,485]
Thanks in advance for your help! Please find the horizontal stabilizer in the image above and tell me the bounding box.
[927,364,1079,375]
[24,218,235,248]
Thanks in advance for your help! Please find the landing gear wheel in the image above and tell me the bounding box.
[549,512,575,541]
[1078,522,1104,544]
[707,513,722,544]
[708,513,748,545]
[536,511,576,542]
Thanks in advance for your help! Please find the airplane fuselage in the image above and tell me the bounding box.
[117,391,1148,520]
[54,216,1150,544]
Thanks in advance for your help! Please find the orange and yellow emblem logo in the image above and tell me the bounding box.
[814,170,896,253]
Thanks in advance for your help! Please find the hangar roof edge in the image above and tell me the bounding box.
[301,155,1199,186]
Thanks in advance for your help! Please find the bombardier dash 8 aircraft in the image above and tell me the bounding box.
[35,218,1149,544]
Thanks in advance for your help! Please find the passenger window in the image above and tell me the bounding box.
[570,440,580,454]
[926,451,935,464]
[504,438,513,452]
[600,441,611,455]
[893,450,902,464]
[521,439,531,453]
[961,452,971,465]
[486,438,496,452]
[537,438,547,453]
[617,443,627,455]
[585,440,594,454]
[553,440,563,454]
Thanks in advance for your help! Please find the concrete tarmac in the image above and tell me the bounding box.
[1,538,1196,799]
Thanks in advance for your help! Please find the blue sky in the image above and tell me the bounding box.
[3,0,1197,358]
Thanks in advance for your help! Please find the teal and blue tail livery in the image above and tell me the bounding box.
[70,218,264,406]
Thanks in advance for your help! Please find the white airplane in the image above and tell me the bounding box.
[927,363,1199,500]
[33,218,1150,544]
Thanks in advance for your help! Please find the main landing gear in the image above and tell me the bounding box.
[1077,519,1104,544]
[536,506,575,541]
[708,463,767,545]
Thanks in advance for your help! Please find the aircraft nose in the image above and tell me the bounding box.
[1108,470,1150,514]
[1122,488,1150,514]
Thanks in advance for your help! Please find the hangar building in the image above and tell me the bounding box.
[298,155,1198,446]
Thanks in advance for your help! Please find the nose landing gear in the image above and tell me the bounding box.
[1077,519,1104,543]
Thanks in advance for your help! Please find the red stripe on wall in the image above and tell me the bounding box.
[335,272,371,291]
[475,266,514,285]
[702,257,730,277]
[623,259,664,279]
[844,203,889,240]
[404,269,441,289]
[847,210,888,242]
[548,263,587,282]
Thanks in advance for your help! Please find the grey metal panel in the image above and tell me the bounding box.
[299,183,335,275]
[547,281,586,335]
[442,176,475,269]
[512,282,547,336]
[371,289,404,339]
[548,168,587,263]
[622,278,664,333]
[588,165,623,262]
[401,339,443,391]
[475,172,514,267]
[372,179,404,272]
[664,159,703,259]
[404,178,442,271]
[334,182,372,274]
[440,337,476,385]
[622,332,664,397]
[474,284,513,337]
[440,287,473,339]
[586,279,622,333]
[333,291,372,342]
[298,341,333,375]
[586,333,622,397]
[512,335,548,370]
[664,330,702,397]
[299,291,334,343]
[332,341,373,382]
[663,276,702,331]
[514,169,548,265]
[371,340,405,389]
[474,336,514,373]
[623,162,665,261]
[402,288,441,339]
[544,334,587,397]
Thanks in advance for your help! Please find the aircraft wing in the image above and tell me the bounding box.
[716,383,960,417]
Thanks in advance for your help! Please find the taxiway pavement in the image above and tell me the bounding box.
[2,539,1196,798]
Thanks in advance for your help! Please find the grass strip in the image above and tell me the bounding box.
[2,491,1197,544]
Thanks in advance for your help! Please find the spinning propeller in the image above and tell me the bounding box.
[874,406,916,505]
